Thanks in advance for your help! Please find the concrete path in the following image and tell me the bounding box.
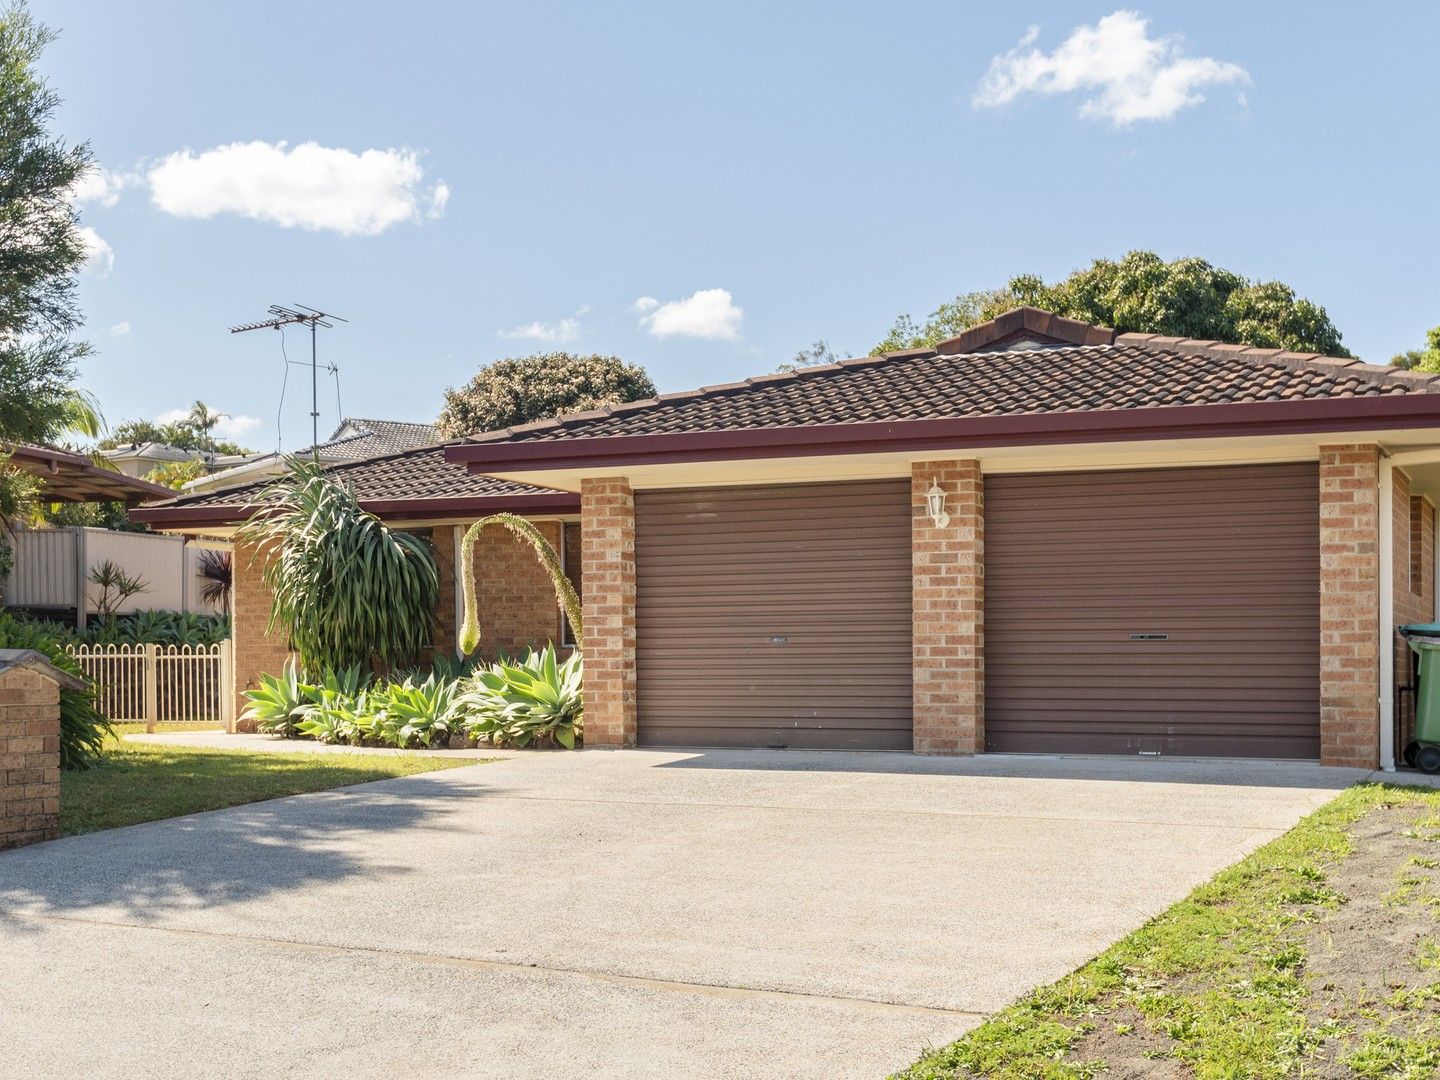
[0,749,1362,1079]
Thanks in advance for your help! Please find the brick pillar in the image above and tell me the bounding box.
[0,659,64,850]
[1319,444,1381,768]
[431,525,458,658]
[231,537,292,732]
[912,460,984,755]
[581,478,636,748]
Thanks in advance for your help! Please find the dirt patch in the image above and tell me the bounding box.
[1064,1005,1185,1079]
[1302,805,1440,1076]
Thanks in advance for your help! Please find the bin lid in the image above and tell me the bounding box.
[1401,622,1440,636]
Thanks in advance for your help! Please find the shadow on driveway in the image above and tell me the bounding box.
[0,771,488,931]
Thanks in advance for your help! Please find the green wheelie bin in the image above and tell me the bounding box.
[1401,623,1440,773]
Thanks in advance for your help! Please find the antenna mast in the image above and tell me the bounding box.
[229,304,347,459]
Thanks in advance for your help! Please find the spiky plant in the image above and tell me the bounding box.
[457,513,581,655]
[236,461,438,674]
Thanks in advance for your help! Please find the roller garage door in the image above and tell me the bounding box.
[635,480,912,749]
[985,463,1321,759]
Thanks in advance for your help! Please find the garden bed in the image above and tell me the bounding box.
[896,782,1440,1079]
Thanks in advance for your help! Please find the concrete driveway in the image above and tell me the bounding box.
[0,749,1360,1079]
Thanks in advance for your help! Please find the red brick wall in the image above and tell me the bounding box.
[231,537,292,732]
[431,525,458,659]
[912,460,984,755]
[465,520,568,658]
[580,479,636,748]
[1319,445,1381,768]
[0,666,61,850]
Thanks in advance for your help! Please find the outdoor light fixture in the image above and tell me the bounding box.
[926,480,950,528]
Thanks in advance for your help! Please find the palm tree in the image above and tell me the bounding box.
[186,400,228,443]
[458,514,581,654]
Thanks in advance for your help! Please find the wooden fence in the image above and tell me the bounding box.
[66,641,234,732]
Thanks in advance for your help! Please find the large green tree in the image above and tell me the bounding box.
[1392,327,1440,372]
[873,252,1352,358]
[98,402,252,457]
[0,3,96,513]
[437,352,656,439]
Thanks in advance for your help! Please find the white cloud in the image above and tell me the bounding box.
[78,226,114,275]
[154,408,260,440]
[973,11,1250,126]
[72,165,137,208]
[109,321,131,336]
[499,316,581,344]
[637,288,743,341]
[146,140,449,236]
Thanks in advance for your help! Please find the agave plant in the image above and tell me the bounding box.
[457,514,580,655]
[375,674,464,748]
[295,689,368,745]
[462,645,582,749]
[239,663,310,737]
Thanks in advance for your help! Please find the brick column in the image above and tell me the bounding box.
[0,657,65,850]
[1319,445,1381,768]
[912,460,984,755]
[231,536,292,731]
[581,478,636,748]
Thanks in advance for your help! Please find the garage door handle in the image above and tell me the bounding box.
[769,635,789,644]
[1130,633,1169,641]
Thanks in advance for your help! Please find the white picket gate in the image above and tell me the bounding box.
[66,641,235,732]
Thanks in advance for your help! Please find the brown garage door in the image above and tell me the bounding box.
[985,463,1320,759]
[635,480,912,750]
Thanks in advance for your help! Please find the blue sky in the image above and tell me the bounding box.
[38,1,1440,451]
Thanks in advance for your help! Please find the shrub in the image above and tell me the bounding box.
[0,611,110,769]
[462,645,582,749]
[373,674,466,748]
[240,664,310,737]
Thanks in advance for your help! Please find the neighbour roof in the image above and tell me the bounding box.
[130,441,575,529]
[461,308,1439,447]
[9,444,176,504]
[317,418,439,459]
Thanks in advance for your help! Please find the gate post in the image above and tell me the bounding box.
[219,639,235,733]
[143,643,159,733]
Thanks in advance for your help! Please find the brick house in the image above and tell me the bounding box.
[138,308,1440,768]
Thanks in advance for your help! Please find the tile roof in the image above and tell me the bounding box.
[137,442,565,514]
[315,418,439,459]
[461,313,1440,446]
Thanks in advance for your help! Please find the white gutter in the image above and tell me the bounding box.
[1379,456,1396,771]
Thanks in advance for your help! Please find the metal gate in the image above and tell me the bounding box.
[66,641,235,731]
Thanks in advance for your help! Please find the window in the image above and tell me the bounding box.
[560,522,582,647]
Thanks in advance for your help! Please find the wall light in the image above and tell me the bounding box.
[925,480,950,528]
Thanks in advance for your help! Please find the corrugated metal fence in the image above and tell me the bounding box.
[66,642,235,731]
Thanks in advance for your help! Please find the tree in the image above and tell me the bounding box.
[776,339,852,374]
[0,3,97,515]
[873,252,1352,358]
[145,458,207,489]
[236,462,438,674]
[1392,327,1440,372]
[98,405,251,456]
[437,352,656,439]
[185,400,227,440]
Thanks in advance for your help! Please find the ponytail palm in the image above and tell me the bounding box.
[237,461,438,673]
[458,514,581,654]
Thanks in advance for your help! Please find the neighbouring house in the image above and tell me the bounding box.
[100,441,259,479]
[2,445,227,624]
[136,308,1440,769]
[180,418,439,494]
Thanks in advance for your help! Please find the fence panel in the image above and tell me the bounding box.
[5,528,78,608]
[66,641,233,732]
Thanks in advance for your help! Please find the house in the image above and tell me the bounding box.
[180,418,439,494]
[136,308,1440,769]
[100,441,259,479]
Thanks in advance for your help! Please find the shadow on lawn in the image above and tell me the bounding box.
[0,772,486,931]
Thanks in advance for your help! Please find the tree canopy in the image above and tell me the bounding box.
[98,400,252,456]
[1392,327,1440,372]
[0,2,96,514]
[437,352,656,439]
[873,251,1352,358]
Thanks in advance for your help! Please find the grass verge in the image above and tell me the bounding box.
[62,736,480,836]
[895,781,1440,1080]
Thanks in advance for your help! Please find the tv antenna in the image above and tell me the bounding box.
[229,304,347,458]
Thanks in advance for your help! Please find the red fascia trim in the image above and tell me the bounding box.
[128,491,580,530]
[446,396,1440,473]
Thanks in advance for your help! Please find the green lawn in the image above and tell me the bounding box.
[896,782,1440,1080]
[62,736,481,836]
